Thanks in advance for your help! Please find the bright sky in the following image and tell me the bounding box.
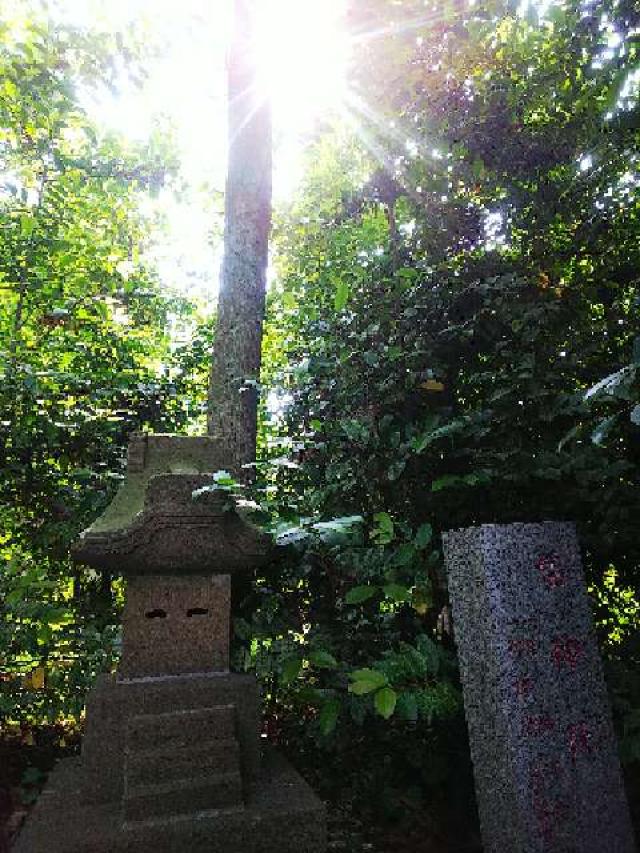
[48,0,350,306]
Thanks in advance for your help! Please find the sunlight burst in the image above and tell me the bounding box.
[255,0,350,134]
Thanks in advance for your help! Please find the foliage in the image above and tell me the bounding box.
[0,6,207,721]
[1,0,640,843]
[244,0,640,829]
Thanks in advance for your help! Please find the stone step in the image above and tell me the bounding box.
[126,705,236,751]
[124,771,244,822]
[126,739,241,786]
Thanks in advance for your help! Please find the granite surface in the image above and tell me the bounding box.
[443,521,636,853]
[32,432,327,853]
[119,574,231,677]
[12,748,326,853]
[81,434,228,535]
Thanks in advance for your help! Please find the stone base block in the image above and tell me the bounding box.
[12,748,326,853]
[126,738,241,787]
[83,673,260,804]
[123,771,243,822]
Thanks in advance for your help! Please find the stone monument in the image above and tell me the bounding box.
[442,521,636,853]
[14,433,326,853]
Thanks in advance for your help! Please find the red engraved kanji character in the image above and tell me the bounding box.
[533,796,568,842]
[508,637,537,657]
[536,552,566,589]
[551,636,584,671]
[513,676,534,699]
[522,714,556,737]
[529,761,568,843]
[567,721,593,762]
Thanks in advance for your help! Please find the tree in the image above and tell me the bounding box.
[207,0,272,478]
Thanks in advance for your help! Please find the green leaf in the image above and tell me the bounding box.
[415,635,441,676]
[411,584,432,615]
[313,515,363,537]
[212,469,237,486]
[20,214,36,237]
[472,158,485,180]
[345,585,377,605]
[585,366,634,400]
[463,471,491,487]
[308,650,338,669]
[387,459,406,481]
[45,607,73,629]
[396,691,419,723]
[349,668,388,694]
[371,511,395,545]
[341,418,368,441]
[334,279,350,311]
[557,424,581,452]
[393,542,416,566]
[281,657,303,685]
[318,699,340,735]
[431,475,462,492]
[383,583,410,603]
[414,523,433,549]
[313,515,363,545]
[592,415,618,446]
[36,624,51,645]
[397,267,417,280]
[283,290,297,310]
[411,417,465,453]
[374,687,397,719]
[298,686,324,704]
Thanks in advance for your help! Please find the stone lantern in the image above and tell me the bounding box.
[14,434,326,853]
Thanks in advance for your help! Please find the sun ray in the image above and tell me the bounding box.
[344,90,438,164]
[341,92,440,208]
[340,105,413,197]
[227,81,269,149]
[351,7,462,46]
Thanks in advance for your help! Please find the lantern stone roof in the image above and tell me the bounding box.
[72,433,272,575]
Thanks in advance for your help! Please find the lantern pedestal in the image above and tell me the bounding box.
[13,435,326,853]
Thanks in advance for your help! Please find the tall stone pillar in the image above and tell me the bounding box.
[14,434,326,853]
[443,522,636,853]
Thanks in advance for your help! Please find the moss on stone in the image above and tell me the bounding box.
[85,435,228,535]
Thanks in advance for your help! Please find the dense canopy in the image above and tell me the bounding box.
[0,0,638,847]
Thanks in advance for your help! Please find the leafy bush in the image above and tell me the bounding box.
[243,0,640,829]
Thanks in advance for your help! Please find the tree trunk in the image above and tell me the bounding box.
[207,0,272,480]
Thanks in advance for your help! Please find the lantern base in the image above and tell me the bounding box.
[13,748,326,853]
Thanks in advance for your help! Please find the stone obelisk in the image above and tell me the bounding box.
[443,522,636,853]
